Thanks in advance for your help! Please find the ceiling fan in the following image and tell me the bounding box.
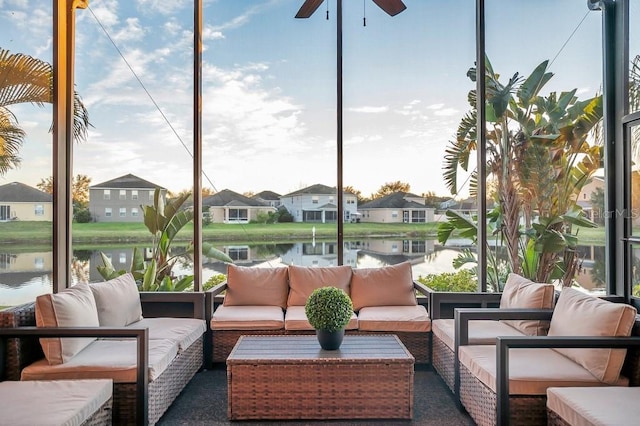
[295,0,407,19]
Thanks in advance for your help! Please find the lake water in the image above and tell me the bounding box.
[0,239,605,306]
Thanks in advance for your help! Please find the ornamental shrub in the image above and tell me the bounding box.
[305,286,353,332]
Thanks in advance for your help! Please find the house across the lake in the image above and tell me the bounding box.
[279,184,359,223]
[203,189,276,224]
[358,191,434,223]
[0,182,52,222]
[89,174,167,223]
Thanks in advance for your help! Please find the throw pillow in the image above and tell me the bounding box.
[350,261,417,311]
[223,264,289,309]
[35,283,100,365]
[548,287,637,384]
[89,273,143,326]
[500,273,555,335]
[287,265,352,306]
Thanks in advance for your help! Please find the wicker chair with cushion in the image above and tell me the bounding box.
[430,273,555,393]
[457,287,639,426]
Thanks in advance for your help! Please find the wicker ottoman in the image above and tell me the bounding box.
[227,334,414,420]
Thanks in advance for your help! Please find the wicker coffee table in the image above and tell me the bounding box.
[226,334,415,420]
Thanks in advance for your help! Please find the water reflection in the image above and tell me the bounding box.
[0,241,607,306]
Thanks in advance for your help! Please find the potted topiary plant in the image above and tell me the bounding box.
[305,286,354,350]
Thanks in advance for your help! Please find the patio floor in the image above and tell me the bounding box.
[157,365,475,425]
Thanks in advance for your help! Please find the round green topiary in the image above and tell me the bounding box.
[305,286,354,332]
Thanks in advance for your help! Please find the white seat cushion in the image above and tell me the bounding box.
[211,305,284,330]
[432,318,524,349]
[284,305,358,331]
[21,338,178,383]
[547,386,640,426]
[357,305,430,332]
[458,345,628,396]
[126,317,206,352]
[0,379,112,426]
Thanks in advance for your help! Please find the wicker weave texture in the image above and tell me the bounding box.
[113,338,204,425]
[432,334,454,392]
[0,303,44,381]
[81,397,113,426]
[227,335,414,421]
[459,362,546,426]
[547,409,571,426]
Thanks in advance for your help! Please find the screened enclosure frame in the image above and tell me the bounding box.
[50,0,632,297]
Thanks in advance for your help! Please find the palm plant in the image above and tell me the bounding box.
[97,188,233,291]
[0,48,89,174]
[441,56,602,288]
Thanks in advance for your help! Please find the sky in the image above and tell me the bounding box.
[0,0,604,199]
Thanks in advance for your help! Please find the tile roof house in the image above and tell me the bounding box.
[358,191,434,223]
[89,174,166,223]
[252,190,282,208]
[279,184,359,223]
[0,182,52,221]
[203,189,276,224]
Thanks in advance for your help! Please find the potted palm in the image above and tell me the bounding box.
[305,286,353,350]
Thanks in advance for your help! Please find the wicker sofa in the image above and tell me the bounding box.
[0,273,206,426]
[206,261,432,364]
[455,287,640,426]
[430,273,556,394]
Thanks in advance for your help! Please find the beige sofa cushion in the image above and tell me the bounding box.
[211,305,284,330]
[350,262,417,311]
[287,265,352,306]
[499,273,555,335]
[89,273,143,327]
[547,386,640,426]
[21,338,178,383]
[548,287,637,384]
[0,379,113,426]
[431,318,525,349]
[35,283,100,365]
[126,317,206,352]
[458,345,627,395]
[223,265,289,309]
[357,305,431,332]
[284,305,358,331]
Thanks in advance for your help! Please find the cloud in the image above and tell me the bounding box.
[136,0,191,16]
[348,106,389,113]
[433,107,459,117]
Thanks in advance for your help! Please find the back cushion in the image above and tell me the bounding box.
[223,265,289,309]
[90,273,143,326]
[287,265,352,306]
[35,283,100,365]
[500,273,555,335]
[548,287,637,384]
[350,262,417,311]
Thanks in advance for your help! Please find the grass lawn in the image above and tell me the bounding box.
[0,220,606,247]
[0,221,442,245]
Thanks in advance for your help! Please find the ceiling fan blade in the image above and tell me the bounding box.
[295,0,325,19]
[371,0,407,16]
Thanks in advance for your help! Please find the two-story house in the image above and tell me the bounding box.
[203,189,276,224]
[0,182,52,222]
[358,191,434,223]
[251,190,282,208]
[279,184,358,223]
[89,174,166,223]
